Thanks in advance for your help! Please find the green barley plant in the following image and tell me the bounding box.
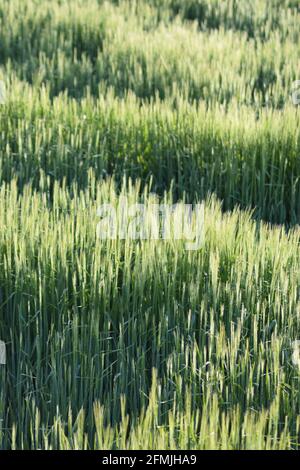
[0,0,299,450]
[0,176,299,449]
[0,84,300,223]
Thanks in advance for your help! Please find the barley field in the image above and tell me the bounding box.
[0,0,300,450]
